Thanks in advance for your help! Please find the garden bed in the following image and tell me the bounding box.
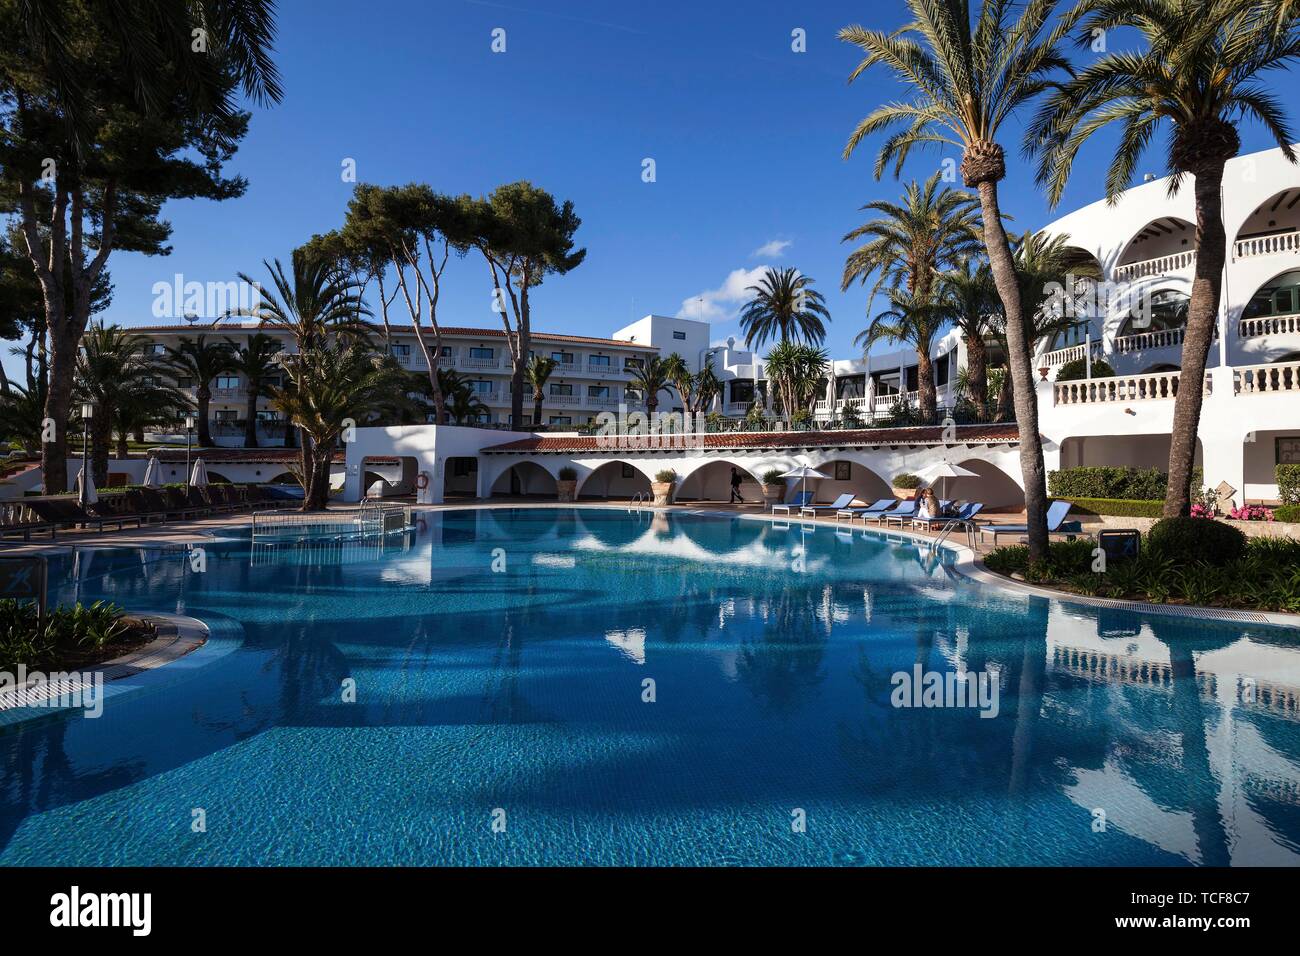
[982,534,1300,614]
[0,600,157,673]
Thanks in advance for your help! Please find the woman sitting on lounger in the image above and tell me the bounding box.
[916,488,940,522]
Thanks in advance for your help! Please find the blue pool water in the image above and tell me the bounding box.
[2,507,1299,866]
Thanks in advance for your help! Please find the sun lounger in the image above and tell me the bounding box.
[772,491,813,516]
[866,500,916,525]
[798,492,856,517]
[979,500,1080,544]
[912,501,983,531]
[835,498,896,522]
[884,500,931,527]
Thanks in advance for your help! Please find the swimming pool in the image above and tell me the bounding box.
[2,507,1298,866]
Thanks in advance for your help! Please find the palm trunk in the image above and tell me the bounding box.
[996,366,1013,421]
[964,332,989,415]
[533,391,543,428]
[1163,165,1225,517]
[298,430,316,510]
[115,428,129,461]
[916,349,937,423]
[196,389,213,447]
[244,383,260,448]
[976,179,1049,562]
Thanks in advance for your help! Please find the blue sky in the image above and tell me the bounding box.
[28,0,1300,374]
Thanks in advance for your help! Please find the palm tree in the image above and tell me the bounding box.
[840,0,1071,561]
[1029,0,1300,516]
[0,379,48,455]
[524,355,558,427]
[693,355,722,414]
[661,352,693,412]
[228,333,282,448]
[937,259,1000,414]
[841,172,983,303]
[984,232,1103,418]
[75,325,187,484]
[447,388,490,425]
[271,344,409,510]
[628,356,675,416]
[230,249,372,353]
[162,336,236,449]
[738,268,832,348]
[856,290,948,422]
[764,341,830,420]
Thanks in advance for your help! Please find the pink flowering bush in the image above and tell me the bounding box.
[1229,505,1275,522]
[1190,503,1216,518]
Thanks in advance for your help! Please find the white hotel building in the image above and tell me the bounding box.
[129,144,1300,508]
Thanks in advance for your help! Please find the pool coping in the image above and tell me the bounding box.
[422,502,1300,630]
[0,613,209,720]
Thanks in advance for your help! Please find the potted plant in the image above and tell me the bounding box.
[891,473,922,500]
[652,468,677,506]
[761,468,786,505]
[557,466,578,503]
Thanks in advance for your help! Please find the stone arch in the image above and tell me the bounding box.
[489,459,558,498]
[675,459,764,502]
[1114,216,1196,272]
[1231,187,1300,250]
[576,460,653,500]
[204,470,233,484]
[1116,287,1190,338]
[267,471,299,485]
[1240,266,1300,327]
[1140,362,1180,374]
[953,458,1026,511]
[805,458,891,505]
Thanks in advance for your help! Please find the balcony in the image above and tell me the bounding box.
[586,362,624,377]
[1239,313,1300,339]
[1111,326,1189,354]
[1042,343,1097,367]
[1112,249,1196,282]
[547,393,579,407]
[588,395,622,409]
[1054,369,1210,405]
[461,356,500,371]
[552,361,582,374]
[1233,361,1300,395]
[1234,229,1300,261]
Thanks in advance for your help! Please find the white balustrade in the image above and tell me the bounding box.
[1239,314,1300,338]
[1233,361,1300,395]
[1234,230,1300,260]
[1053,369,1211,405]
[1112,249,1196,282]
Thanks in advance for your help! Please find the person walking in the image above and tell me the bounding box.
[730,467,745,504]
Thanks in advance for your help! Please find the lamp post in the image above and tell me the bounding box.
[185,413,195,487]
[79,402,94,505]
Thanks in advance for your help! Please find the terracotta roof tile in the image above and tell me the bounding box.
[150,448,344,464]
[125,322,653,350]
[481,423,1022,454]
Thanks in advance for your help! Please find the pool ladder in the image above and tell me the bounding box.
[628,491,648,514]
[931,516,979,554]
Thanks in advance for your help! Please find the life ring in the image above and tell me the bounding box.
[415,472,430,490]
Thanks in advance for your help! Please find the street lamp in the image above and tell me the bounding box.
[79,402,94,505]
[185,413,195,487]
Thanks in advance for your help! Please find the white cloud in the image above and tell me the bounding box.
[751,238,791,258]
[677,266,769,322]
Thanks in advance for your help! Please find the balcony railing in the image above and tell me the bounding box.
[1234,229,1300,261]
[1239,313,1300,338]
[553,362,582,374]
[1112,326,1186,354]
[586,362,623,376]
[547,394,579,406]
[461,356,499,370]
[1054,369,1210,405]
[1112,249,1196,282]
[1233,361,1300,395]
[1042,343,1097,367]
[588,395,622,408]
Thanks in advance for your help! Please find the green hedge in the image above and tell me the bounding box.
[1048,465,1201,500]
[1054,357,1115,382]
[1067,497,1164,518]
[1278,464,1300,506]
[1275,504,1300,523]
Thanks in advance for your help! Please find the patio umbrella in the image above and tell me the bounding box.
[190,457,209,488]
[780,464,832,501]
[142,455,163,488]
[917,460,979,500]
[75,466,98,505]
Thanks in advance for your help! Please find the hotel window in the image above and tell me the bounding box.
[440,346,454,357]
[214,409,238,421]
[469,347,494,359]
[935,353,950,388]
[624,357,644,371]
[175,376,195,389]
[588,385,610,398]
[550,383,573,396]
[392,344,410,356]
[1244,270,1300,320]
[548,416,572,425]
[589,355,610,368]
[672,330,686,340]
[216,375,240,389]
[255,410,281,422]
[731,381,754,404]
[551,351,574,364]
[470,380,494,395]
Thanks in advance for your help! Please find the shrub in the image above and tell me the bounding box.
[654,469,677,484]
[1067,497,1164,518]
[1147,516,1247,565]
[1274,504,1300,523]
[557,466,577,481]
[1054,357,1116,382]
[892,473,922,489]
[0,599,138,669]
[1228,505,1274,522]
[761,469,785,485]
[1277,464,1300,506]
[1048,465,1201,501]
